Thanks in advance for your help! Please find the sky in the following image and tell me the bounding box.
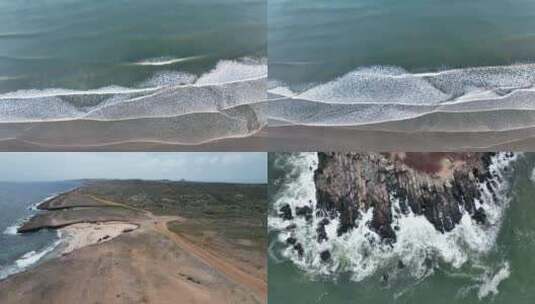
[0,153,267,183]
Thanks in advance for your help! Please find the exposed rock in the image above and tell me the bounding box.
[320,250,331,262]
[316,218,330,243]
[295,205,313,221]
[313,152,506,241]
[285,223,297,230]
[279,204,293,220]
[286,237,297,245]
[293,243,304,257]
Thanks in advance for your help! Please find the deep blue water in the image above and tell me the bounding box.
[0,181,79,280]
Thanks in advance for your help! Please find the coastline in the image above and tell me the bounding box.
[0,185,267,304]
[2,124,535,151]
[0,187,81,280]
[269,152,517,295]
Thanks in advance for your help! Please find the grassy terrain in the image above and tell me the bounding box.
[79,179,267,254]
[79,179,266,222]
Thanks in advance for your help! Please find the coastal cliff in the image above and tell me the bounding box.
[313,152,509,242]
[278,152,514,261]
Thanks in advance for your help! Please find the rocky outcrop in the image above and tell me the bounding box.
[312,152,510,242]
[38,190,109,210]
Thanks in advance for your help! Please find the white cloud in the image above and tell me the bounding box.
[0,153,266,183]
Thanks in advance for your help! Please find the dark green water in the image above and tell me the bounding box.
[0,0,266,92]
[0,0,267,147]
[264,0,535,147]
[269,0,535,85]
[268,153,535,304]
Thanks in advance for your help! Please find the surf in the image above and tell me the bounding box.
[266,63,535,130]
[132,55,207,66]
[269,152,517,296]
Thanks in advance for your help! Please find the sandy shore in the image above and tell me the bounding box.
[0,192,266,304]
[1,124,534,151]
[59,222,139,255]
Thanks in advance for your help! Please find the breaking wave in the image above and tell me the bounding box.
[0,58,266,146]
[476,261,511,299]
[3,225,18,235]
[269,152,517,298]
[131,55,206,66]
[2,191,66,236]
[264,64,535,132]
[0,236,61,281]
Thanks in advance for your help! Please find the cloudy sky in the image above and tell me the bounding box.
[0,153,266,183]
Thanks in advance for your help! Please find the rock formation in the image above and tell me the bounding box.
[278,152,514,255]
[313,152,508,242]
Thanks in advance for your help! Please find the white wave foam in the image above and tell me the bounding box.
[269,152,516,286]
[14,243,56,269]
[0,86,160,100]
[266,63,535,129]
[0,58,267,125]
[29,192,66,211]
[132,55,206,66]
[195,57,267,85]
[0,75,24,81]
[3,191,71,236]
[3,225,18,235]
[0,237,61,280]
[477,262,511,299]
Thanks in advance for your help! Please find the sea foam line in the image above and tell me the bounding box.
[0,58,267,125]
[3,189,75,235]
[0,233,62,281]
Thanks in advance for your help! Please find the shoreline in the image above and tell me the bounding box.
[0,187,83,280]
[2,124,535,151]
[0,187,267,304]
[57,222,139,255]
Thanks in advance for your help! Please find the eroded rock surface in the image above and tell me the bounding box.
[313,152,510,241]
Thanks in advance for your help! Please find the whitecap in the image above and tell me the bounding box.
[3,225,19,235]
[477,262,511,299]
[0,58,267,124]
[0,237,61,280]
[15,239,61,270]
[132,55,206,66]
[266,63,535,131]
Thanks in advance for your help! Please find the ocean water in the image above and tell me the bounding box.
[0,181,79,280]
[266,0,535,142]
[0,0,266,146]
[268,153,535,303]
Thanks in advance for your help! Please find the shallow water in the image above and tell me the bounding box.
[268,153,535,303]
[0,181,79,280]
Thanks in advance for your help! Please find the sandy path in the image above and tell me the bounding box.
[154,220,267,301]
[89,195,267,302]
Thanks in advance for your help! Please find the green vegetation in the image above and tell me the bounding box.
[79,180,267,250]
[80,179,266,224]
